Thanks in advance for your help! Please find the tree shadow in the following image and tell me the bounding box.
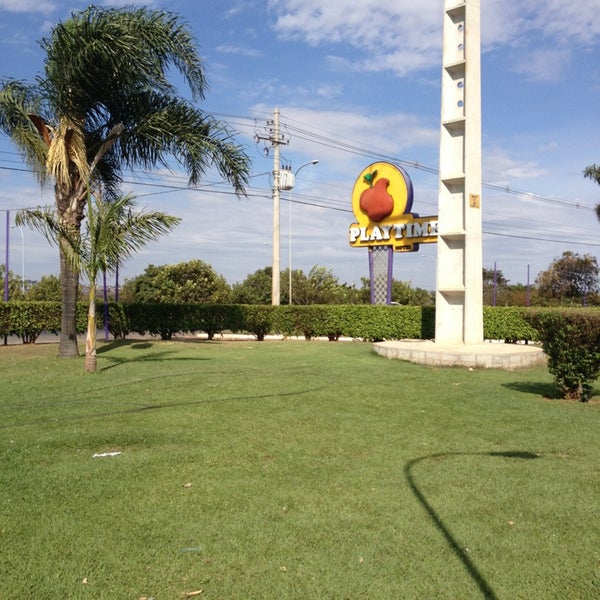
[96,339,158,354]
[404,451,540,599]
[502,381,561,399]
[504,381,600,402]
[2,384,329,429]
[93,340,213,372]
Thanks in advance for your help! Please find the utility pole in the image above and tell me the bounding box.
[271,108,282,305]
[256,107,287,305]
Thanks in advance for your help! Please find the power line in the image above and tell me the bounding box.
[483,230,600,248]
[1,110,598,245]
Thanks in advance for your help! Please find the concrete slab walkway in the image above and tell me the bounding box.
[373,339,546,370]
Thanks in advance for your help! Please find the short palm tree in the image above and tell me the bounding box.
[18,194,181,372]
[0,6,250,357]
[583,164,600,222]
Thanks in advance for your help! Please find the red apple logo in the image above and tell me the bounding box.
[359,172,394,222]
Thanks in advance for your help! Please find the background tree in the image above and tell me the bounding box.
[27,275,61,301]
[505,282,540,307]
[535,251,599,305]
[232,265,363,305]
[358,277,434,305]
[482,267,510,306]
[231,267,273,304]
[121,259,231,304]
[19,194,180,372]
[0,266,25,301]
[0,6,250,358]
[288,266,349,305]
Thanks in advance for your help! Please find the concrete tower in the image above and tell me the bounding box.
[435,0,483,345]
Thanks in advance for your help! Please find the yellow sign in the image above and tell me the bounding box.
[348,162,438,251]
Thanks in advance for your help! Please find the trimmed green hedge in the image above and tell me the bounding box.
[483,307,539,342]
[2,302,540,343]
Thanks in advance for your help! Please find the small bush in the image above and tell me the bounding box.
[238,305,273,341]
[526,309,600,402]
[106,303,131,339]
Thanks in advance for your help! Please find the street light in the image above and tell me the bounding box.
[288,160,319,304]
[4,210,9,302]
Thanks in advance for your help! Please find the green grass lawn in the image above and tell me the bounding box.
[1,339,599,599]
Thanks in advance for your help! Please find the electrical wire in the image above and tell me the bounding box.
[0,110,598,248]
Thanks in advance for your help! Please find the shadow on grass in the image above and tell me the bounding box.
[2,384,329,429]
[96,339,169,354]
[502,381,561,399]
[504,381,600,402]
[95,340,213,372]
[404,451,540,600]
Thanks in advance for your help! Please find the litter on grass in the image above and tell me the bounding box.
[93,451,122,458]
[179,546,203,554]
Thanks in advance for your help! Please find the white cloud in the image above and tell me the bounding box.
[269,0,600,80]
[315,84,342,99]
[216,44,263,58]
[525,0,600,43]
[483,148,547,185]
[252,103,439,166]
[101,0,158,7]
[269,0,439,49]
[269,0,441,74]
[511,48,573,83]
[0,0,55,12]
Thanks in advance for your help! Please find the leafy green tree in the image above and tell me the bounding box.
[536,251,599,305]
[27,275,61,301]
[334,282,364,305]
[392,280,434,306]
[290,265,349,305]
[231,267,273,304]
[504,282,539,307]
[0,6,250,358]
[19,194,180,371]
[121,259,230,304]
[358,277,433,305]
[482,267,510,306]
[232,265,362,305]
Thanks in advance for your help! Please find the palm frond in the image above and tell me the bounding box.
[15,206,82,271]
[0,80,50,184]
[85,194,181,277]
[117,92,250,194]
[583,164,600,185]
[583,165,600,224]
[46,116,90,193]
[43,6,207,117]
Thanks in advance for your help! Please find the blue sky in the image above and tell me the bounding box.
[1,0,600,293]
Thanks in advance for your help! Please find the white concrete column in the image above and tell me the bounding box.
[435,0,483,344]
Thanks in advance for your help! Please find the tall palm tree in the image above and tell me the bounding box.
[583,164,600,222]
[18,194,181,372]
[0,6,250,357]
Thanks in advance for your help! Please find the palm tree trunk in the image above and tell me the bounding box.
[59,241,80,357]
[85,283,97,372]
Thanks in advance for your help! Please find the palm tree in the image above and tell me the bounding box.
[0,6,250,357]
[18,194,181,372]
[583,165,600,222]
